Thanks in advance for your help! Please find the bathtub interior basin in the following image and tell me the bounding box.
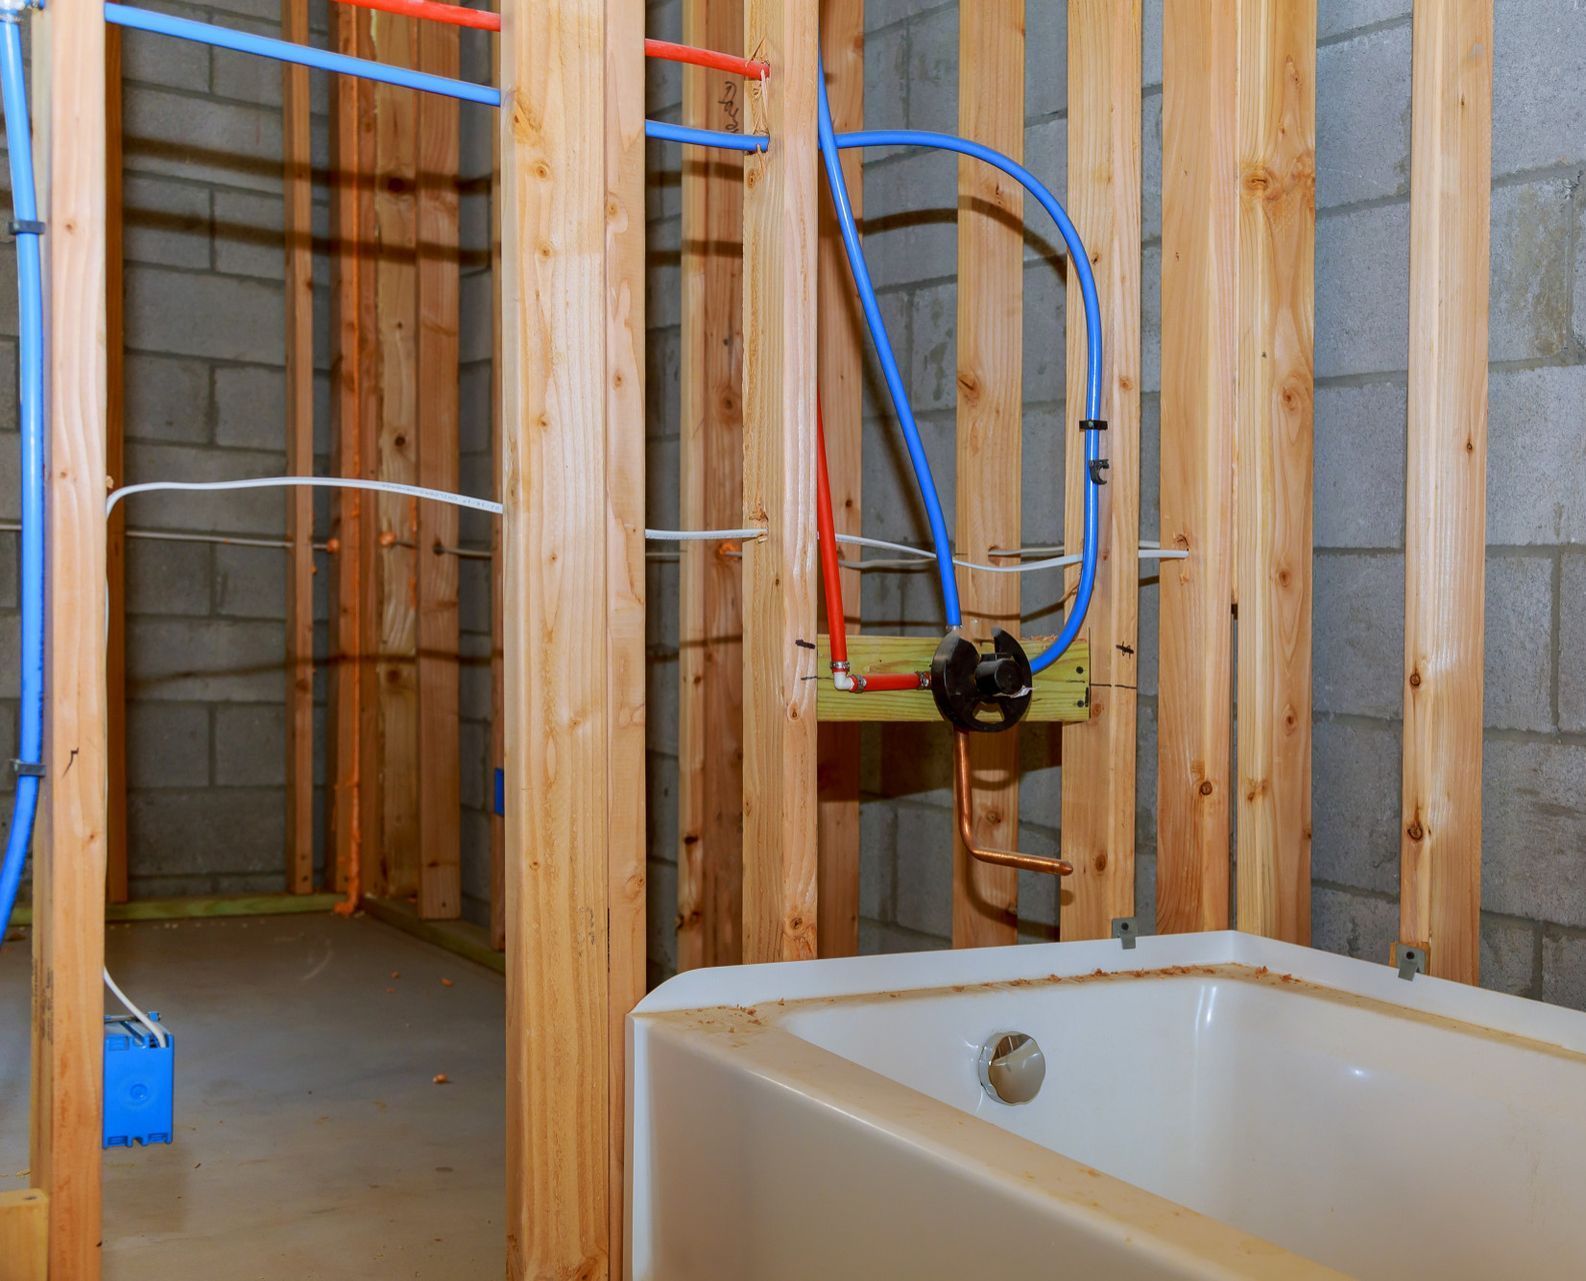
[627,931,1586,1281]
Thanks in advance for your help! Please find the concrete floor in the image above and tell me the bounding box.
[0,913,506,1279]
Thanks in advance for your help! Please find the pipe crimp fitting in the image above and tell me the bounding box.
[1078,417,1108,433]
[0,0,39,22]
[11,759,43,778]
[7,219,43,237]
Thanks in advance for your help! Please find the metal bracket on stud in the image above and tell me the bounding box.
[1111,917,1139,950]
[1393,942,1427,981]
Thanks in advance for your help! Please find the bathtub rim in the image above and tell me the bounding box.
[633,931,1586,1061]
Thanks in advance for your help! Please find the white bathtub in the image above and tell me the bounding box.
[627,931,1586,1280]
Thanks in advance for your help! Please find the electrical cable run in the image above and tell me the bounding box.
[107,477,763,546]
[103,966,169,1048]
[832,533,1188,575]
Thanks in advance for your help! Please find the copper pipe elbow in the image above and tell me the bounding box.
[953,731,1073,877]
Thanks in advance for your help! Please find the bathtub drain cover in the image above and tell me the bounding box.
[977,1031,1045,1105]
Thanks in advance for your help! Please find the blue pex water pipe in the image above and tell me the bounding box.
[0,13,45,944]
[829,121,1108,675]
[105,3,502,105]
[103,4,766,153]
[815,66,962,627]
[647,119,766,153]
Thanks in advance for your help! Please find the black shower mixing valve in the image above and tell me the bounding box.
[929,628,1034,733]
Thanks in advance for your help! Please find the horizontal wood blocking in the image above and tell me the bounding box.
[815,636,1090,723]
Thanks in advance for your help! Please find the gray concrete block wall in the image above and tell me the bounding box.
[0,1,500,902]
[633,1,1586,1009]
[0,0,339,896]
[1306,0,1586,1000]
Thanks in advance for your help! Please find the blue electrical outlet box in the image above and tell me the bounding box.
[103,1013,174,1148]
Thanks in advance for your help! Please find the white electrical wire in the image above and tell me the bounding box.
[108,476,504,518]
[3,520,325,551]
[103,966,169,1048]
[645,527,762,542]
[105,477,766,546]
[101,478,1192,575]
[832,532,1187,575]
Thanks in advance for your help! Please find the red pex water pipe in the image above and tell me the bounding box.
[816,400,924,694]
[815,401,849,667]
[644,38,770,80]
[328,0,501,30]
[323,0,772,79]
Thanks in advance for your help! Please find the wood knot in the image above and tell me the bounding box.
[1406,821,1425,842]
[1242,164,1277,197]
[1199,780,1214,797]
[1408,669,1422,688]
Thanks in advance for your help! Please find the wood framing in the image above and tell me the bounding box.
[602,1,648,1269]
[32,0,111,1273]
[416,16,462,919]
[362,895,506,974]
[1234,0,1315,943]
[741,0,820,965]
[500,0,645,1270]
[372,13,421,898]
[1060,0,1143,943]
[953,0,1024,949]
[678,0,746,971]
[14,892,342,926]
[105,27,128,904]
[1158,1,1318,937]
[1157,0,1237,934]
[489,20,505,952]
[329,2,379,898]
[1400,0,1492,985]
[814,0,863,959]
[282,0,316,895]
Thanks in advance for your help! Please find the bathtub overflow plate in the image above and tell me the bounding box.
[977,1031,1045,1105]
